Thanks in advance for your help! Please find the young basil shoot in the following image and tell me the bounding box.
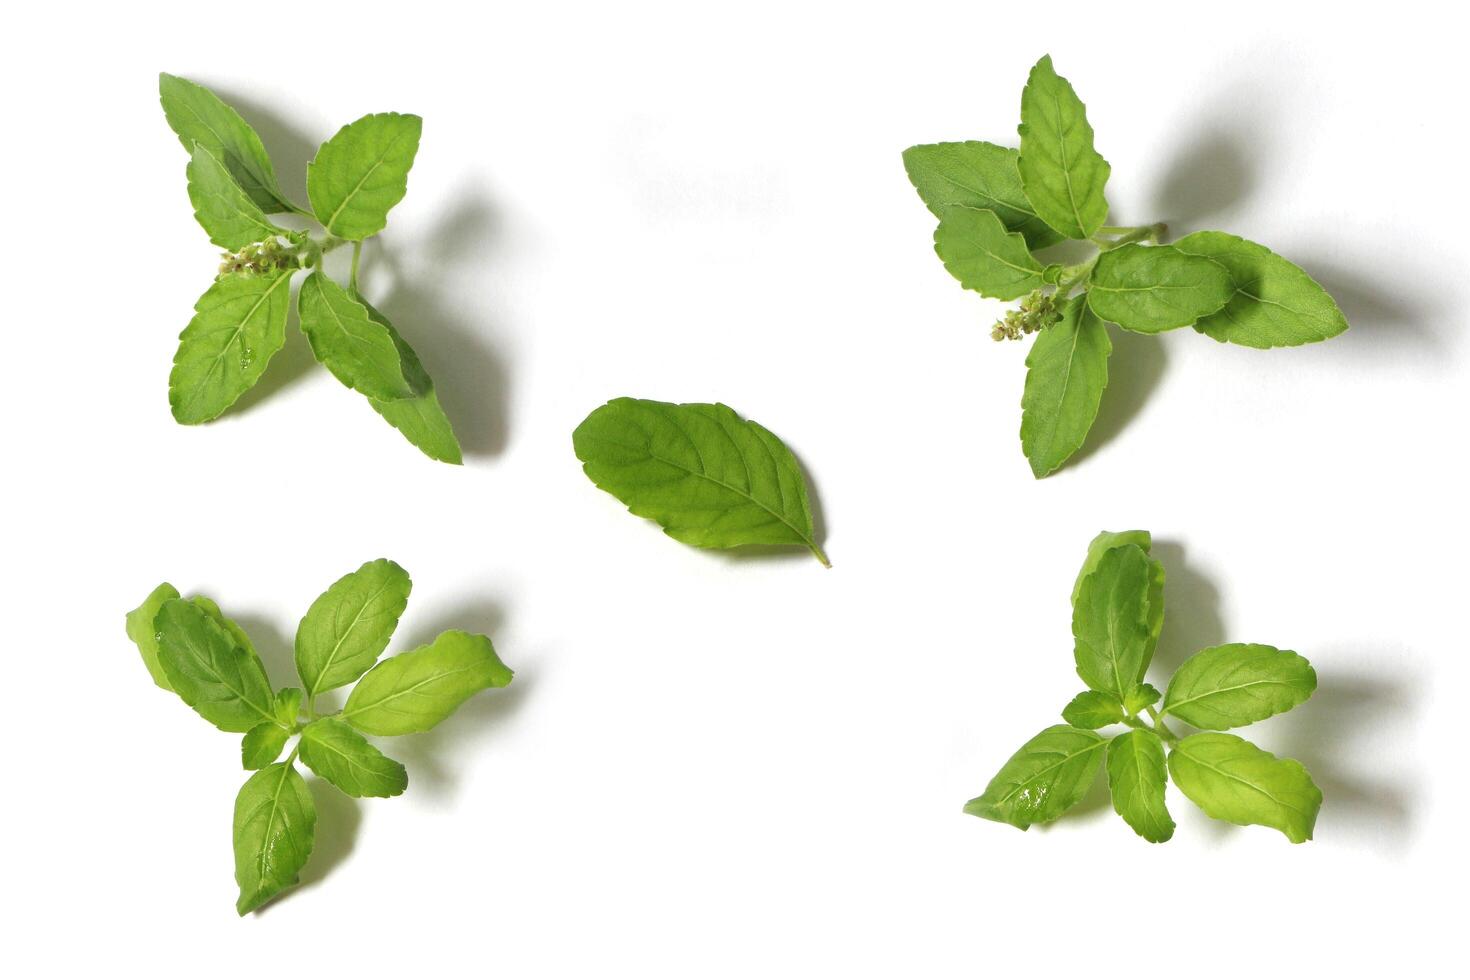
[904,55,1348,477]
[124,560,513,913]
[966,531,1322,842]
[159,74,462,463]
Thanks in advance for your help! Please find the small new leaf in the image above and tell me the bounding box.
[1124,683,1162,715]
[169,271,292,424]
[573,398,828,564]
[1087,244,1235,333]
[299,717,408,798]
[1107,730,1174,842]
[1019,295,1111,477]
[1061,690,1125,729]
[902,141,1061,249]
[1173,231,1349,348]
[297,272,417,401]
[234,762,316,914]
[241,722,290,771]
[344,630,513,736]
[1162,643,1317,730]
[932,206,1047,300]
[1168,733,1321,843]
[307,113,422,240]
[1017,55,1111,239]
[294,559,412,697]
[965,725,1105,829]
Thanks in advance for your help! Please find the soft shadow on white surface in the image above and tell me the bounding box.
[393,598,535,799]
[1276,668,1416,852]
[1068,326,1167,469]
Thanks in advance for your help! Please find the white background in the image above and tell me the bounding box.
[5,1,1465,974]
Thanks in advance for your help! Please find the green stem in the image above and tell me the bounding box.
[350,241,362,293]
[1092,222,1166,250]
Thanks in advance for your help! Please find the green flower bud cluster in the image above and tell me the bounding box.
[218,237,298,279]
[991,290,1063,341]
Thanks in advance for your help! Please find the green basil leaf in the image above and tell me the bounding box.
[307,113,422,240]
[358,298,462,464]
[154,598,275,733]
[964,725,1105,830]
[1061,690,1125,729]
[186,144,287,250]
[1019,295,1111,477]
[299,717,408,798]
[297,272,416,401]
[1173,231,1349,348]
[1087,244,1234,333]
[241,722,290,771]
[902,141,1061,249]
[1017,55,1110,239]
[932,205,1047,300]
[1124,682,1162,715]
[294,559,412,697]
[158,73,290,213]
[1168,733,1321,843]
[273,688,303,728]
[125,582,180,690]
[1162,644,1316,730]
[343,630,512,736]
[234,762,316,914]
[1072,544,1152,699]
[1071,530,1164,673]
[190,596,259,659]
[573,398,828,564]
[1106,730,1174,842]
[169,271,293,424]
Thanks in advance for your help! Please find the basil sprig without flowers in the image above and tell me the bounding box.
[159,74,461,463]
[966,531,1322,843]
[124,560,513,914]
[904,55,1348,478]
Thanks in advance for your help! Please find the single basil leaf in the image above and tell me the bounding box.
[155,598,275,732]
[307,113,422,240]
[169,271,293,424]
[343,630,511,736]
[1071,530,1164,673]
[1125,682,1162,715]
[1173,231,1349,348]
[1073,544,1152,699]
[299,717,408,798]
[1020,295,1111,477]
[1087,244,1234,333]
[273,688,303,728]
[125,582,181,690]
[358,298,462,464]
[297,272,416,401]
[1168,733,1321,843]
[1061,690,1125,729]
[158,73,289,213]
[186,144,287,250]
[1017,55,1110,239]
[294,558,412,697]
[241,722,290,771]
[964,725,1105,830]
[573,398,828,564]
[901,141,1061,249]
[234,762,316,914]
[931,205,1047,300]
[1107,730,1174,842]
[1162,644,1316,730]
